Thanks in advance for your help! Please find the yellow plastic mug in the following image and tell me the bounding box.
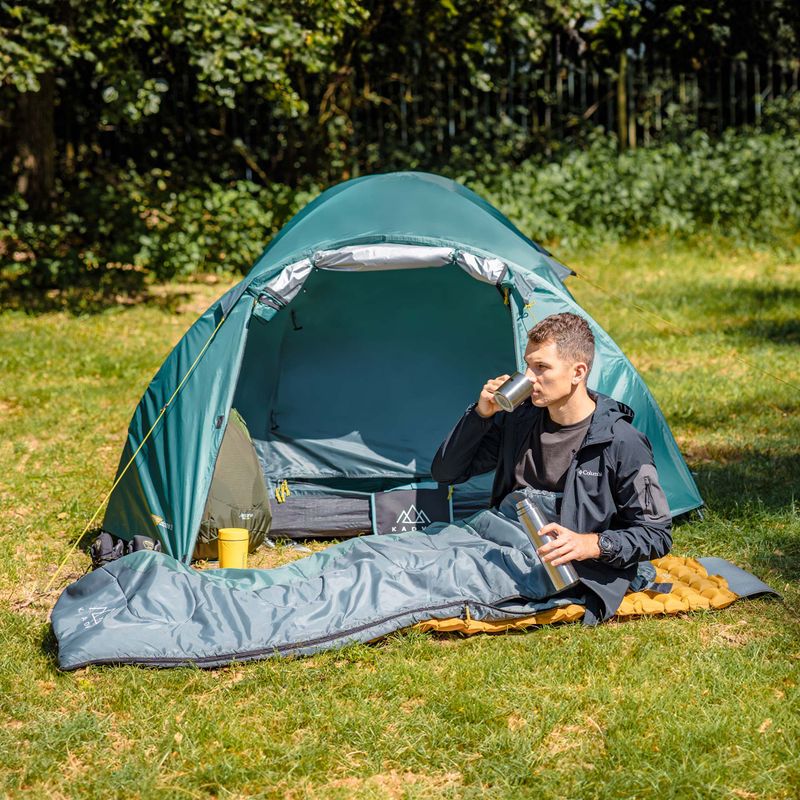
[218,528,249,569]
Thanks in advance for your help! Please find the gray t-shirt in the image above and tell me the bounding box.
[513,409,593,493]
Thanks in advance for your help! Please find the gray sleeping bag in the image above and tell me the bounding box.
[53,510,587,670]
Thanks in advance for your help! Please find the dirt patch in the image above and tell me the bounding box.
[545,716,606,758]
[545,723,586,756]
[698,620,761,648]
[0,398,22,417]
[673,439,747,466]
[716,255,799,283]
[194,539,333,572]
[629,352,750,378]
[400,698,425,715]
[104,725,135,755]
[321,769,463,799]
[507,713,527,732]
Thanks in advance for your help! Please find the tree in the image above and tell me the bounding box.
[0,0,369,209]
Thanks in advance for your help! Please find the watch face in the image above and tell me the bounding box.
[599,535,613,555]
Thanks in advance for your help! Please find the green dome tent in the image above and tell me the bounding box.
[103,171,702,562]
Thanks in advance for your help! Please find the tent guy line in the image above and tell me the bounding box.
[572,270,800,394]
[43,312,230,594]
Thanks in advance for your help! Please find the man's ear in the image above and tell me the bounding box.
[572,361,589,384]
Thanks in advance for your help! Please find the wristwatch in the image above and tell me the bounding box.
[597,533,618,562]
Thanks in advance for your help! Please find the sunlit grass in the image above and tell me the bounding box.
[0,242,798,799]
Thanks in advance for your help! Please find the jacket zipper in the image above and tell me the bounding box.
[643,476,654,515]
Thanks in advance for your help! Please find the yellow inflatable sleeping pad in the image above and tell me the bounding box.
[414,554,740,635]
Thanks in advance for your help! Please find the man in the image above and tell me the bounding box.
[431,312,673,624]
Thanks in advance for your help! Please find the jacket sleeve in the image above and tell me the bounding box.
[430,403,503,485]
[600,430,673,570]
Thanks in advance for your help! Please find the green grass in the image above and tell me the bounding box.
[1,242,798,799]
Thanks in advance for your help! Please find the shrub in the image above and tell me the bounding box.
[2,129,798,289]
[0,169,319,288]
[468,129,800,248]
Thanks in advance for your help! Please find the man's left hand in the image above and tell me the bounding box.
[537,523,600,566]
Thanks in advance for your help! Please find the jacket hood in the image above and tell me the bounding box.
[583,390,635,446]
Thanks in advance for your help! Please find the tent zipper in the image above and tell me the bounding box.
[257,291,287,312]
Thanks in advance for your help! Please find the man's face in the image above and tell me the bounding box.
[522,339,583,407]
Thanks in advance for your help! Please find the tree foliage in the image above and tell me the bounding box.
[1,1,798,286]
[586,0,800,65]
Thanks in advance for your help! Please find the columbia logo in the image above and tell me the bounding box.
[577,469,602,477]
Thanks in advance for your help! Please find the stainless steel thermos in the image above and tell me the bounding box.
[516,498,580,592]
[493,371,533,412]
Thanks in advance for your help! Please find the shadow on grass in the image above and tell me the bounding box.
[668,393,800,429]
[623,283,800,345]
[41,625,60,668]
[732,318,800,345]
[689,449,800,587]
[73,526,104,552]
[639,283,800,320]
[692,449,800,512]
[0,268,192,315]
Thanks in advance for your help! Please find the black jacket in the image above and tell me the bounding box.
[431,391,673,624]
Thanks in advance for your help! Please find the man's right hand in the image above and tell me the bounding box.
[475,375,511,418]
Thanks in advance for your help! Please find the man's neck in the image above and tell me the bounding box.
[546,386,596,426]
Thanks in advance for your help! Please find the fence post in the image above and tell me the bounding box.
[740,60,748,126]
[556,37,564,138]
[754,63,761,124]
[627,54,636,149]
[617,50,628,149]
[544,70,552,132]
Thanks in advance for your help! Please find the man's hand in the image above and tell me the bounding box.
[476,374,511,418]
[537,523,600,566]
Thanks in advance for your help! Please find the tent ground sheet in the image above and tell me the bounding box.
[52,511,780,671]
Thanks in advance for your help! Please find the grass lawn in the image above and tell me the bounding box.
[0,240,798,799]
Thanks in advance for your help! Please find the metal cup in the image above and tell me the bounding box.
[493,372,533,412]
